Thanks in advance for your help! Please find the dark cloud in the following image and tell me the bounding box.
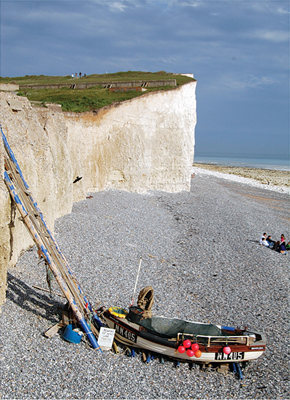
[0,0,288,158]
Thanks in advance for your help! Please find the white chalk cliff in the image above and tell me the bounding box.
[0,81,196,306]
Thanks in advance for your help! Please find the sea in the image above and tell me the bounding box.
[193,155,290,172]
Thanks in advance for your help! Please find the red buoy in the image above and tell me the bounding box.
[178,345,186,354]
[183,339,191,349]
[186,349,195,357]
[191,343,199,352]
[223,346,231,355]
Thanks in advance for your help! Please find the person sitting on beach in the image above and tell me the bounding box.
[280,242,287,254]
[280,234,285,244]
[279,234,287,254]
[261,237,270,247]
[266,235,275,249]
[259,233,267,245]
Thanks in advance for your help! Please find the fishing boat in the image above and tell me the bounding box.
[101,286,266,364]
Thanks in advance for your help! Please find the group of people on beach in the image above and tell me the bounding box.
[260,233,289,254]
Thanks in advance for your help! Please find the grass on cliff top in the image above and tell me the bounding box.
[21,86,151,112]
[0,71,194,85]
[0,71,194,113]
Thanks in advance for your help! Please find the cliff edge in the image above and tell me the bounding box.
[0,81,196,306]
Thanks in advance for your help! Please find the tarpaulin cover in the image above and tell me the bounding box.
[127,307,223,338]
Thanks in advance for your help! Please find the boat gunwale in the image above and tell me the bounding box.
[103,310,266,354]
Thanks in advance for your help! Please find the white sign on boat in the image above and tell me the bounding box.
[98,327,116,351]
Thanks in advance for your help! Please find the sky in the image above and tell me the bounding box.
[0,0,289,161]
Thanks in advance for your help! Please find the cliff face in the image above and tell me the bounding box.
[0,81,196,306]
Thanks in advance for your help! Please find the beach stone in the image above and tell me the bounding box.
[0,173,289,398]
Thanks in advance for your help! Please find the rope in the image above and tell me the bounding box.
[46,263,54,297]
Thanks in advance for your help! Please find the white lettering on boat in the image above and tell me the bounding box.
[114,323,137,343]
[215,351,244,361]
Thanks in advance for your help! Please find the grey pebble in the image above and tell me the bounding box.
[0,174,289,399]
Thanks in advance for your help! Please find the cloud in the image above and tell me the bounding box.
[277,7,289,15]
[224,75,276,91]
[162,0,201,8]
[108,2,128,12]
[252,30,289,43]
[0,0,288,158]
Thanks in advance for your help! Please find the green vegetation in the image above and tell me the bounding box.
[21,86,146,113]
[0,71,195,113]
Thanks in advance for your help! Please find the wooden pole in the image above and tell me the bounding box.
[4,171,101,351]
[130,257,142,306]
[2,126,102,325]
[32,285,66,298]
[4,152,87,309]
[2,126,109,349]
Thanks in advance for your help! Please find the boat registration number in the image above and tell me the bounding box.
[114,323,137,343]
[215,351,244,361]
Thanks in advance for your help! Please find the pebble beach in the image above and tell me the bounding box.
[0,166,289,399]
[192,163,290,193]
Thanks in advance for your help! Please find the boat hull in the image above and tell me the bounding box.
[103,311,266,363]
